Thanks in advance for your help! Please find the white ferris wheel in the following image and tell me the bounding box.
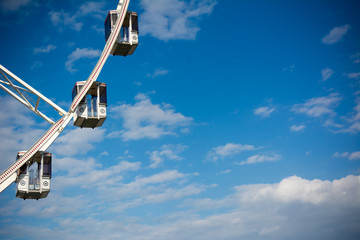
[0,0,139,200]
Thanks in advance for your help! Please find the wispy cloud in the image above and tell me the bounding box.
[148,144,188,168]
[343,72,360,79]
[348,151,360,160]
[291,93,342,117]
[49,10,83,31]
[65,47,101,72]
[254,106,275,118]
[102,169,204,208]
[29,61,43,70]
[49,2,106,31]
[334,96,360,134]
[140,0,217,41]
[321,68,334,81]
[51,128,106,157]
[217,169,231,175]
[322,24,350,44]
[290,124,306,132]
[239,153,281,165]
[323,119,344,128]
[333,151,360,160]
[206,143,257,162]
[0,96,46,170]
[147,68,169,78]
[78,1,105,18]
[351,52,360,64]
[333,152,349,158]
[109,93,193,141]
[34,44,57,54]
[282,64,295,72]
[4,175,358,239]
[0,0,31,11]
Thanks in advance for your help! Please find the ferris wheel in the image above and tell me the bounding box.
[0,0,139,200]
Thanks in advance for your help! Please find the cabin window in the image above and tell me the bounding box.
[121,27,129,42]
[111,13,118,27]
[86,95,97,117]
[100,85,107,104]
[72,85,77,101]
[19,164,27,175]
[105,13,112,41]
[93,96,98,117]
[43,156,51,176]
[132,15,138,32]
[28,163,40,190]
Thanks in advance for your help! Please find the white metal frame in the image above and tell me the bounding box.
[0,65,67,124]
[0,0,131,193]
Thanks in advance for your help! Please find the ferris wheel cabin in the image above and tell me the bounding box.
[105,10,139,56]
[72,81,107,128]
[15,151,52,200]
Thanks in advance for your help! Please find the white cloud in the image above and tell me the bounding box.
[282,64,295,72]
[92,24,104,35]
[351,52,360,64]
[34,44,57,54]
[290,124,306,132]
[0,0,30,11]
[0,127,44,171]
[65,48,101,72]
[323,119,343,128]
[239,153,281,165]
[101,169,205,209]
[140,0,217,41]
[147,68,169,78]
[206,143,256,162]
[49,11,83,31]
[291,93,342,117]
[0,96,36,126]
[217,169,231,175]
[348,151,360,160]
[49,2,105,32]
[52,159,141,190]
[344,72,360,79]
[341,122,360,134]
[254,106,275,118]
[321,68,334,81]
[349,98,360,122]
[333,151,360,161]
[53,156,100,176]
[333,152,349,158]
[322,24,350,44]
[109,93,193,141]
[123,170,185,189]
[335,97,360,134]
[78,1,105,17]
[2,175,358,240]
[236,175,360,205]
[29,61,43,70]
[51,128,105,157]
[0,193,91,220]
[144,184,204,203]
[148,144,188,168]
[0,96,45,170]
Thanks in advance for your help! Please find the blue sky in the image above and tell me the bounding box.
[0,0,360,239]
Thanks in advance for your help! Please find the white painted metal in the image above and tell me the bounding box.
[0,80,55,124]
[0,173,16,193]
[0,0,130,194]
[15,151,52,199]
[105,11,138,56]
[0,65,67,117]
[73,81,107,128]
